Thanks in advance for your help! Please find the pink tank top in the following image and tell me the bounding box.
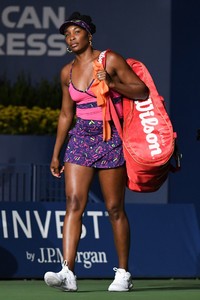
[68,62,123,121]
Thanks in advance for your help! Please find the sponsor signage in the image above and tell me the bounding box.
[0,5,66,57]
[0,2,69,81]
[0,202,118,278]
[1,202,200,278]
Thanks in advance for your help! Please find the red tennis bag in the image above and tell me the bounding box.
[123,58,180,192]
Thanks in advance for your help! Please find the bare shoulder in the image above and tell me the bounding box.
[105,50,128,71]
[106,50,125,61]
[60,60,74,86]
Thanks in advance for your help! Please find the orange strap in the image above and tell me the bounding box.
[90,59,111,141]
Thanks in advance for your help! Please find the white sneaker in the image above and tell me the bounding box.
[44,263,77,292]
[108,267,133,292]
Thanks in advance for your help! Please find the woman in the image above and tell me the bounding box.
[44,12,149,292]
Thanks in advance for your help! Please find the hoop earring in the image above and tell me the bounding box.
[66,46,72,53]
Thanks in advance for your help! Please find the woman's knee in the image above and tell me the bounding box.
[65,194,85,215]
[107,205,124,222]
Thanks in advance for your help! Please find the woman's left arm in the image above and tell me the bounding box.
[98,51,149,100]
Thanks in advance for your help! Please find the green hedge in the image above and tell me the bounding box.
[0,73,62,109]
[0,105,60,135]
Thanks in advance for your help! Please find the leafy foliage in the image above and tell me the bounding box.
[0,73,63,134]
[0,73,62,109]
[0,105,60,135]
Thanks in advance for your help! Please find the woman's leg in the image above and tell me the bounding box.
[63,162,95,272]
[98,165,130,270]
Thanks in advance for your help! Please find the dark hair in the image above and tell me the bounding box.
[68,12,96,34]
[60,11,96,35]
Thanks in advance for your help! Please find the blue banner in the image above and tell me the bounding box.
[1,202,200,278]
[0,0,171,96]
[0,1,68,82]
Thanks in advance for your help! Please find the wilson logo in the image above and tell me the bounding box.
[135,98,162,157]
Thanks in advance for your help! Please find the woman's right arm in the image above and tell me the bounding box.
[50,64,75,177]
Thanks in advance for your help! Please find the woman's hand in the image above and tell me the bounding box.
[97,70,112,86]
[50,158,64,178]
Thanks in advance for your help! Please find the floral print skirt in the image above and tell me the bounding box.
[63,118,125,168]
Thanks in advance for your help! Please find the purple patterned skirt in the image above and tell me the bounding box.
[63,118,125,168]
